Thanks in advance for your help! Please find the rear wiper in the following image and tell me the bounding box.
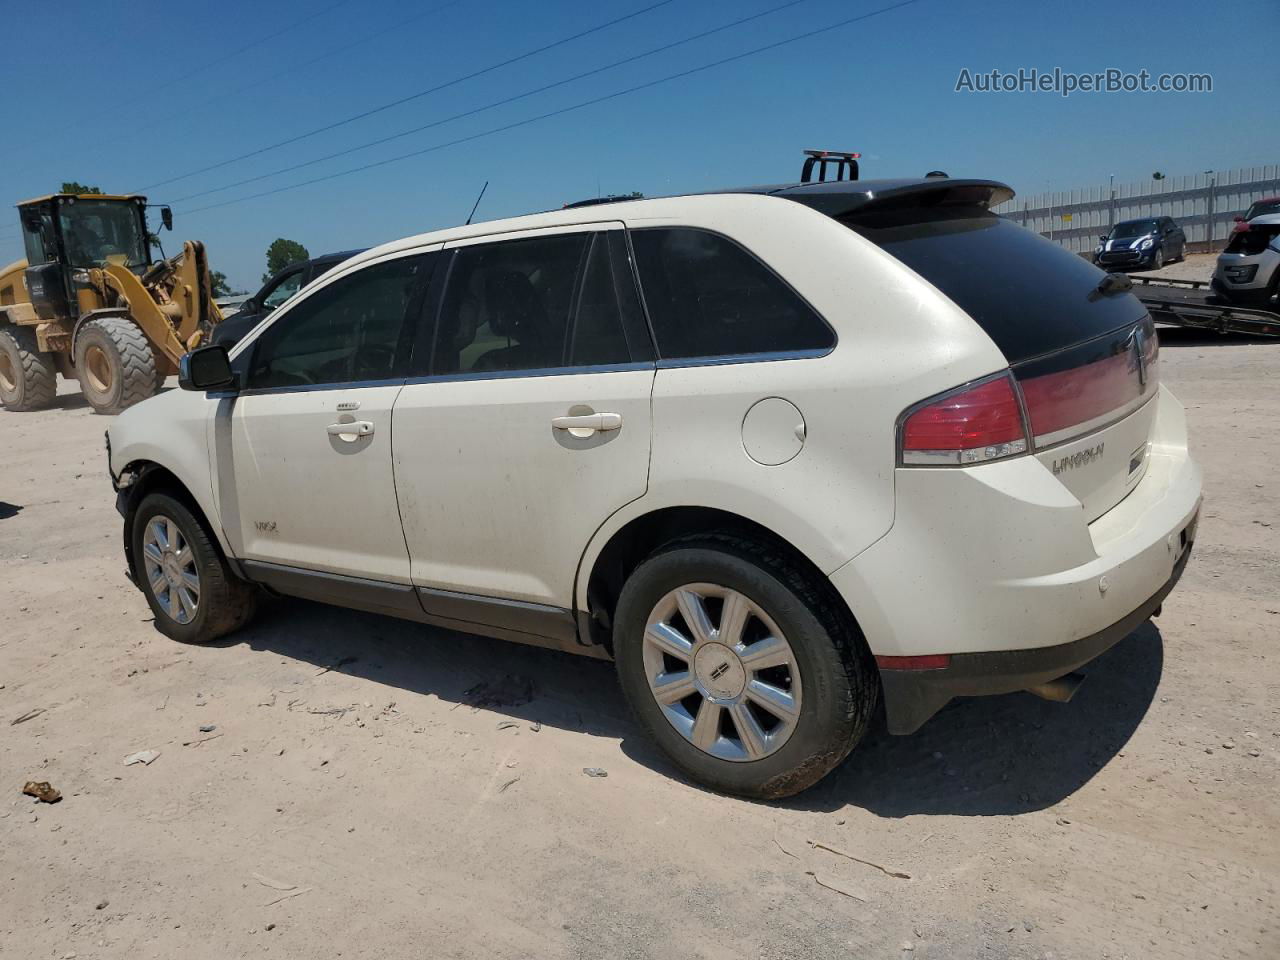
[1088,272,1133,301]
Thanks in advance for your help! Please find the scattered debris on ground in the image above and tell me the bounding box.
[463,674,534,709]
[582,767,608,778]
[122,749,160,766]
[22,781,61,803]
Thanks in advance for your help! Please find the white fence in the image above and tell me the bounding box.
[992,164,1280,254]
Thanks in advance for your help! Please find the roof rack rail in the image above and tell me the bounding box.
[801,150,860,184]
[562,193,644,210]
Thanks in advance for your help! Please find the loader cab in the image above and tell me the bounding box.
[17,193,158,321]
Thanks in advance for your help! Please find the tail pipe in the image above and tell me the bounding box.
[1025,671,1086,703]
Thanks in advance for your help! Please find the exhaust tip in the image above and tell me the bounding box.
[1025,671,1086,703]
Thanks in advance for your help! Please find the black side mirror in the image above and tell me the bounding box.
[1098,235,1108,242]
[180,344,236,392]
[160,206,173,231]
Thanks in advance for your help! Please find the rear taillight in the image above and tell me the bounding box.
[899,373,1028,466]
[1015,326,1157,447]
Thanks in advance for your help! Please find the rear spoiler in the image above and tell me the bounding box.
[777,178,1015,219]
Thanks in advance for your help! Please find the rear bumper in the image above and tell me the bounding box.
[829,384,1202,732]
[878,529,1194,734]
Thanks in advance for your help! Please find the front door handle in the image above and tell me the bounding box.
[327,420,374,441]
[551,412,622,436]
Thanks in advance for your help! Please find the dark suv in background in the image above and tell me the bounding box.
[1095,217,1185,271]
[212,249,366,349]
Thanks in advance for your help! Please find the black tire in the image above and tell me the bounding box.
[74,316,158,415]
[613,535,877,800]
[1151,247,1164,271]
[0,324,57,411]
[131,492,257,644]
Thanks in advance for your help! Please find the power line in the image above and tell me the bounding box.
[187,0,468,116]
[171,0,814,205]
[174,0,358,83]
[9,0,359,179]
[180,0,924,217]
[137,0,680,192]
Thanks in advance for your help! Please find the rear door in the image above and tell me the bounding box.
[392,224,655,619]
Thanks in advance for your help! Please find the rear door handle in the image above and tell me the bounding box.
[327,420,374,441]
[551,413,622,435]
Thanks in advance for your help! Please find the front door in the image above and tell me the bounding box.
[392,225,655,621]
[213,250,438,585]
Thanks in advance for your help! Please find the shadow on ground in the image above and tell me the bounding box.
[0,501,22,520]
[1157,326,1280,348]
[234,596,1163,818]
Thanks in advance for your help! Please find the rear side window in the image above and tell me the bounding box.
[432,232,634,375]
[247,255,430,389]
[629,228,833,361]
[843,208,1146,363]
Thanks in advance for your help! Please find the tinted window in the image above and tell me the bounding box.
[262,270,304,310]
[629,228,833,360]
[844,208,1146,363]
[569,235,631,366]
[248,255,429,389]
[433,232,631,374]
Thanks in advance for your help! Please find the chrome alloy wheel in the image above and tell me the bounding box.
[142,515,201,625]
[643,583,802,762]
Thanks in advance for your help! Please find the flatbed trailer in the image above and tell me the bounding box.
[1130,276,1280,339]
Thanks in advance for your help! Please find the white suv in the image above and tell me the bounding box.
[107,178,1202,799]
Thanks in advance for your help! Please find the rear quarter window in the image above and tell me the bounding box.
[842,208,1147,363]
[629,227,834,361]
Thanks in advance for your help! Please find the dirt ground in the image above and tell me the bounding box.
[2,327,1277,960]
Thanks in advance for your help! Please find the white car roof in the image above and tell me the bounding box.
[1245,213,1280,226]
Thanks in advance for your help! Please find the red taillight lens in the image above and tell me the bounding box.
[900,374,1028,466]
[1016,331,1157,445]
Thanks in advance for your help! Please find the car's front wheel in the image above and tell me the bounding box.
[131,492,257,644]
[613,536,877,799]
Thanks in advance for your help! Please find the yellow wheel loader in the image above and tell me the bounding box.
[0,193,222,415]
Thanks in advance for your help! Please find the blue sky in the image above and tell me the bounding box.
[1,0,1275,291]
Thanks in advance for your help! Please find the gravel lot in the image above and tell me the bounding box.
[2,329,1277,960]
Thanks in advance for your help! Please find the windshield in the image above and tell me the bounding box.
[1244,199,1280,220]
[1110,220,1157,239]
[58,199,148,268]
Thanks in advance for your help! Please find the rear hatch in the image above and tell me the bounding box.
[838,201,1158,522]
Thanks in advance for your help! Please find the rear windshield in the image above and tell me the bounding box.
[841,207,1147,363]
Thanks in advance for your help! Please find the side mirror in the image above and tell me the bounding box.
[179,344,236,392]
[160,206,173,231]
[1098,235,1108,242]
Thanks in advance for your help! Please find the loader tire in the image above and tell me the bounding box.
[0,324,57,412]
[74,317,158,415]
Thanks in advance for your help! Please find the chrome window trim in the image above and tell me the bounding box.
[403,360,654,387]
[237,376,409,398]
[655,347,833,369]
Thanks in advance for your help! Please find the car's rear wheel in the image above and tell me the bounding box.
[131,492,257,644]
[613,536,877,799]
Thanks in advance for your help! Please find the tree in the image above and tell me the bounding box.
[264,238,310,281]
[1152,172,1166,181]
[60,182,103,194]
[209,270,234,298]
